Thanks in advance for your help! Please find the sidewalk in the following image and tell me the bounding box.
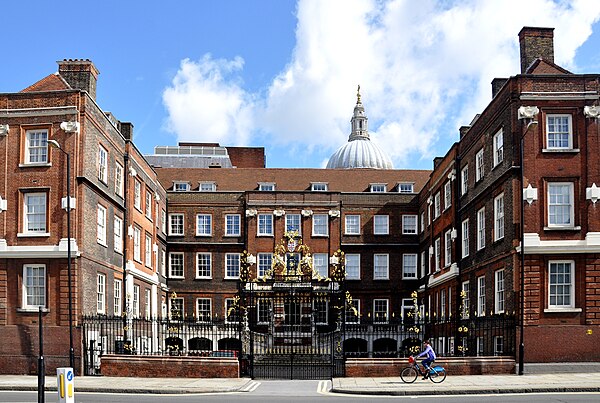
[1,373,600,396]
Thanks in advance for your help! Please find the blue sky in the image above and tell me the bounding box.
[2,0,600,170]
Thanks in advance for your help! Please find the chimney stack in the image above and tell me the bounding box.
[491,78,508,98]
[119,122,134,141]
[57,59,100,100]
[519,27,554,74]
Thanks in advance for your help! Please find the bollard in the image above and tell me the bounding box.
[56,368,74,403]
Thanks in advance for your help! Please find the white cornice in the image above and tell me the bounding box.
[0,238,79,258]
[427,263,459,288]
[519,232,600,254]
[125,260,159,284]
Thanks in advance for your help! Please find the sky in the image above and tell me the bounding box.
[2,0,600,170]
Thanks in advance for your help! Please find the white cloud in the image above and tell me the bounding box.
[163,0,600,168]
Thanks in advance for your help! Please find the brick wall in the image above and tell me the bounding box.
[101,355,239,378]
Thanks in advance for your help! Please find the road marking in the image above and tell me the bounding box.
[241,380,261,392]
[317,380,331,394]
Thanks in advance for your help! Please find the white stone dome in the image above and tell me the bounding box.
[326,86,393,169]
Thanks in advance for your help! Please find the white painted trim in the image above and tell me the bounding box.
[0,238,79,258]
[125,260,159,285]
[519,232,600,254]
[427,263,459,288]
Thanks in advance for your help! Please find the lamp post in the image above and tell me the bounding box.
[47,139,75,370]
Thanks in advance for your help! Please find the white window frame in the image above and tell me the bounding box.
[398,183,414,193]
[493,129,503,167]
[548,182,574,228]
[97,273,106,314]
[373,299,389,323]
[434,237,441,272]
[258,182,275,191]
[196,298,212,322]
[169,252,184,278]
[312,253,328,278]
[313,299,328,324]
[133,227,141,262]
[548,260,575,309]
[420,251,426,278]
[225,253,240,279]
[23,192,47,234]
[312,214,328,236]
[345,254,360,280]
[225,298,239,323]
[370,183,386,193]
[169,213,184,236]
[169,296,182,320]
[98,145,108,183]
[494,336,504,356]
[311,182,328,191]
[145,233,152,268]
[494,193,504,241]
[495,269,505,314]
[257,213,274,236]
[477,276,486,316]
[114,216,123,253]
[461,165,468,195]
[444,229,452,267]
[115,162,124,197]
[24,129,49,164]
[402,215,417,234]
[373,215,389,235]
[144,288,151,318]
[440,288,446,320]
[546,114,573,150]
[477,207,486,250]
[345,299,360,323]
[420,213,425,234]
[173,181,190,192]
[402,253,417,279]
[373,254,389,280]
[145,190,152,219]
[97,204,107,246]
[345,215,360,235]
[196,252,212,279]
[161,210,166,234]
[444,181,451,210]
[134,180,141,210]
[257,253,272,278]
[225,214,241,236]
[476,148,484,181]
[461,281,470,319]
[113,279,122,316]
[199,182,216,192]
[434,192,441,218]
[22,264,46,309]
[285,213,301,234]
[196,214,212,236]
[461,219,469,258]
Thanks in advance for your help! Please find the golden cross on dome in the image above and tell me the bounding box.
[357,85,361,103]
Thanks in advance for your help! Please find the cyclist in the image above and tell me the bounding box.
[415,340,436,379]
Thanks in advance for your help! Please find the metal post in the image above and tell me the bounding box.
[38,306,45,403]
[66,151,74,370]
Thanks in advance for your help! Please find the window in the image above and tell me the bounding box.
[97,273,106,314]
[345,215,360,235]
[134,180,141,210]
[312,214,328,236]
[113,279,122,316]
[23,192,47,234]
[314,300,328,324]
[495,269,505,314]
[494,336,504,356]
[115,162,124,197]
[402,215,417,234]
[403,254,417,279]
[225,214,241,236]
[311,182,328,191]
[398,183,414,193]
[434,237,441,272]
[161,210,166,234]
[370,183,386,193]
[444,181,451,210]
[373,215,389,235]
[196,298,211,322]
[444,230,452,267]
[313,253,328,278]
[493,129,503,167]
[161,250,166,277]
[494,194,504,241]
[461,165,468,195]
[373,299,389,323]
[420,251,426,278]
[461,219,469,258]
[257,214,273,236]
[461,281,470,318]
[114,216,123,253]
[225,253,240,278]
[477,276,486,316]
[548,183,574,227]
[373,254,389,280]
[196,214,212,236]
[169,252,184,278]
[169,297,183,320]
[434,192,441,218]
[440,289,446,320]
[477,207,485,250]
[133,227,141,262]
[145,288,151,318]
[345,299,360,323]
[285,214,301,234]
[25,129,48,164]
[173,182,189,192]
[257,299,271,324]
[196,253,212,279]
[225,298,239,323]
[97,205,107,245]
[22,264,46,309]
[145,233,152,267]
[199,182,216,192]
[476,148,484,181]
[98,145,108,183]
[257,253,272,278]
[169,213,184,236]
[548,261,574,309]
[145,191,152,218]
[258,182,275,191]
[345,254,360,280]
[546,114,572,149]
[420,213,425,234]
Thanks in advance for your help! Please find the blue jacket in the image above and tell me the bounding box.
[417,345,436,361]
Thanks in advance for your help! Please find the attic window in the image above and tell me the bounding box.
[258,182,275,191]
[398,183,414,193]
[311,183,328,191]
[173,182,190,192]
[199,182,216,192]
[370,183,387,193]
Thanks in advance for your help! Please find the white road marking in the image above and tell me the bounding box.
[242,380,261,392]
[317,380,331,394]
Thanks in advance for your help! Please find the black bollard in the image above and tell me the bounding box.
[38,306,45,403]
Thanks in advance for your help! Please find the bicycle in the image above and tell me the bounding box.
[400,356,447,383]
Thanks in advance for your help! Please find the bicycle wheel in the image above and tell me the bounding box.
[400,366,418,383]
[429,367,447,383]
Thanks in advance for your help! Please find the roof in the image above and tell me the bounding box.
[20,73,71,93]
[525,58,572,75]
[155,167,431,193]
